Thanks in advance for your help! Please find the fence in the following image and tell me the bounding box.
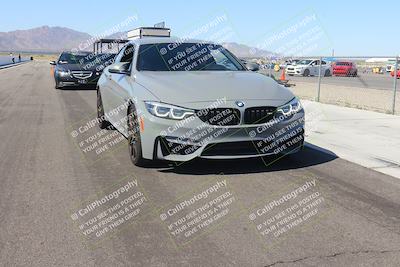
[258,56,399,115]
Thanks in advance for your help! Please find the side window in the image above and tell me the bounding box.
[114,46,128,63]
[210,47,238,71]
[120,44,135,69]
[57,53,63,63]
[321,61,326,65]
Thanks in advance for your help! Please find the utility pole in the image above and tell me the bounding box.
[392,56,398,114]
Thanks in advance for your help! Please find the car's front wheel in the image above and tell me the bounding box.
[127,104,147,167]
[97,89,111,129]
[303,69,310,76]
[55,79,62,89]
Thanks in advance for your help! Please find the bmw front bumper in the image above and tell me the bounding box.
[138,104,305,162]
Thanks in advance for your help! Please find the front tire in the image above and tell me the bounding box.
[127,104,147,167]
[97,89,111,129]
[303,69,310,76]
[55,79,62,89]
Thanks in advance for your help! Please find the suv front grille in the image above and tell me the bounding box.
[71,71,93,79]
[196,108,240,126]
[244,106,276,124]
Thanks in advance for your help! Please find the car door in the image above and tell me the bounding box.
[101,47,126,124]
[309,60,318,75]
[321,60,329,74]
[107,44,135,136]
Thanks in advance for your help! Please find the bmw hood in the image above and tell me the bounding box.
[135,71,295,107]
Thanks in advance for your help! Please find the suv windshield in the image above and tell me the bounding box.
[137,43,245,71]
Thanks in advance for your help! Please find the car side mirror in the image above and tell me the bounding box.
[245,62,259,72]
[108,62,130,75]
[50,61,56,65]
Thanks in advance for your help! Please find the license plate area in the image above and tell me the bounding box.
[78,79,88,84]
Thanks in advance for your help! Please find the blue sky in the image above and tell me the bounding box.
[1,0,399,56]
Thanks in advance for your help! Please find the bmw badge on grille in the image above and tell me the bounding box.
[235,101,245,107]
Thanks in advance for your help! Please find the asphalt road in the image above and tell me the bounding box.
[1,61,400,266]
[261,70,396,91]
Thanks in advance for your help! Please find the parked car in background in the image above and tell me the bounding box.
[386,64,394,73]
[285,59,331,77]
[332,61,358,76]
[390,69,400,78]
[387,63,400,73]
[280,59,299,69]
[50,52,115,89]
[239,59,260,71]
[260,62,275,70]
[385,59,400,72]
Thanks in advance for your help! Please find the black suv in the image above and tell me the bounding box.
[50,51,115,89]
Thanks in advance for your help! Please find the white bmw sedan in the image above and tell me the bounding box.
[97,37,305,166]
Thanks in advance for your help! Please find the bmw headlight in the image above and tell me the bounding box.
[144,101,195,120]
[275,98,302,117]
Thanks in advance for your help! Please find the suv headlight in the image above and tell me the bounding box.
[275,98,302,117]
[144,101,195,120]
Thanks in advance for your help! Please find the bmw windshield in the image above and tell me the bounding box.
[137,43,245,71]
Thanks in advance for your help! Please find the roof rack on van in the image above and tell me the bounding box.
[127,27,171,40]
[93,38,129,54]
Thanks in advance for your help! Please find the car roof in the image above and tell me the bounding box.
[61,51,92,55]
[126,37,217,46]
[298,59,317,61]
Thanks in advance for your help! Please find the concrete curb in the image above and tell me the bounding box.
[0,61,30,70]
[303,100,400,179]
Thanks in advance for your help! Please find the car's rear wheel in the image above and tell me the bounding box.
[127,104,147,167]
[303,69,310,76]
[97,89,111,129]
